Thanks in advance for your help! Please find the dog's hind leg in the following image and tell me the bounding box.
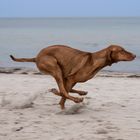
[49,88,61,96]
[58,78,79,109]
[50,88,87,109]
[40,56,83,109]
[54,73,84,109]
[49,88,66,109]
[50,78,83,109]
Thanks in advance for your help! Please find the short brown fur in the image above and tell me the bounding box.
[10,45,136,109]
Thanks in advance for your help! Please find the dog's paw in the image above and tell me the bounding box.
[79,91,88,96]
[74,97,84,103]
[49,88,61,96]
[49,88,58,93]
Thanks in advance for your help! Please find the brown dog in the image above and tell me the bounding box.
[10,45,136,109]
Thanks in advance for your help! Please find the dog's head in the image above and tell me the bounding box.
[107,45,136,64]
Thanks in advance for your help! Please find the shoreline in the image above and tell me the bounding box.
[0,66,140,78]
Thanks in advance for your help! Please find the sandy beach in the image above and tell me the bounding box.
[0,68,140,140]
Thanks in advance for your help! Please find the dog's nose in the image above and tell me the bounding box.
[133,54,136,58]
[132,54,136,59]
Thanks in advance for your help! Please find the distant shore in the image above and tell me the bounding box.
[0,66,140,78]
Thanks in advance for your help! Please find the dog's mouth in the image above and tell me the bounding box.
[125,54,136,61]
[131,54,136,60]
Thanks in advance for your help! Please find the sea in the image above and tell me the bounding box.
[0,17,140,73]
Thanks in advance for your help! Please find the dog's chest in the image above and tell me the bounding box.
[74,60,105,82]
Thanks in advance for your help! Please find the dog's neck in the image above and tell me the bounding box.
[92,48,113,67]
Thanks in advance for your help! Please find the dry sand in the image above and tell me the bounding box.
[0,69,140,140]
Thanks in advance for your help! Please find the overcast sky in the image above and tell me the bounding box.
[0,0,140,17]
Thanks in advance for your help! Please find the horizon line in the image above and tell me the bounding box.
[0,16,140,19]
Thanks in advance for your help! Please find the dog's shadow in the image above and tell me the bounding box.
[56,101,90,115]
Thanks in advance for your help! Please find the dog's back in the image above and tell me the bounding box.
[36,45,90,77]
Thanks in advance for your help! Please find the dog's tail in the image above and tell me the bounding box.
[10,55,36,62]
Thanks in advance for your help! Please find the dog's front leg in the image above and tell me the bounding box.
[70,89,88,96]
